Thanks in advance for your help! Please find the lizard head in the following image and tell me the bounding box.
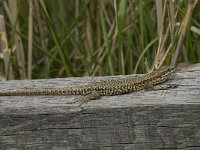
[149,66,175,85]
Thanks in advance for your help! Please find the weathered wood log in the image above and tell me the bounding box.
[0,71,200,150]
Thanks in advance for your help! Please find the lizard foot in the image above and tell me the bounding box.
[67,90,101,107]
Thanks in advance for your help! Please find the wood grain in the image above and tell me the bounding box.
[0,72,200,149]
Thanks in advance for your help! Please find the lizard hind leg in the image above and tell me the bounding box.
[69,90,101,107]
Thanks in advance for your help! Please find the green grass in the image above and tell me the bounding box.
[0,0,199,79]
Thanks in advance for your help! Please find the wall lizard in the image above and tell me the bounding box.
[0,66,176,106]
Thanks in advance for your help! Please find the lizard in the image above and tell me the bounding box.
[0,66,176,106]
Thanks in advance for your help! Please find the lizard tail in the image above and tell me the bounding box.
[0,87,88,96]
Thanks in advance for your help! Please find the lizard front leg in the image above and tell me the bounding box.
[68,90,101,106]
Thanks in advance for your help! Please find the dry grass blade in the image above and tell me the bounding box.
[155,0,163,38]
[172,0,197,66]
[7,0,27,79]
[190,26,200,35]
[153,0,198,70]
[0,15,14,80]
[153,0,169,69]
[28,0,33,79]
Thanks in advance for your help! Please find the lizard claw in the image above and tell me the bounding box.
[167,84,177,88]
[66,96,90,107]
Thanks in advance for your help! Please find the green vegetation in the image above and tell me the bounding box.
[0,0,199,80]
